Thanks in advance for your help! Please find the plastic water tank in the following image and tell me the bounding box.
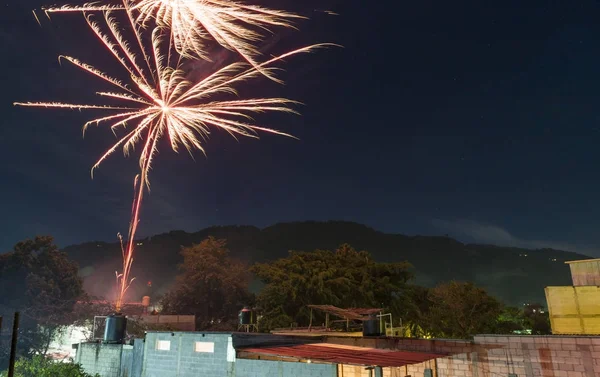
[104,314,127,343]
[142,296,151,307]
[239,307,252,325]
[362,314,381,337]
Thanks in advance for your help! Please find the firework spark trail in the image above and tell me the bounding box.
[42,0,305,81]
[14,10,334,311]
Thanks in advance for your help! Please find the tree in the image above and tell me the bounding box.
[423,281,502,339]
[0,236,84,367]
[252,244,413,331]
[390,285,432,338]
[523,303,551,335]
[491,303,552,335]
[494,306,526,334]
[160,237,253,330]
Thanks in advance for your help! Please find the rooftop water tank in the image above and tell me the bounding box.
[104,314,127,343]
[362,314,381,337]
[239,307,252,325]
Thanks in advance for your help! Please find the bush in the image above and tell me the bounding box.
[0,356,99,377]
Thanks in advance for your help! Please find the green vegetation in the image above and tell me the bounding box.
[160,237,254,330]
[252,244,412,330]
[158,237,551,338]
[0,356,99,377]
[421,281,502,338]
[63,221,588,306]
[0,236,84,368]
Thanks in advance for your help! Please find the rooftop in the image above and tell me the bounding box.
[238,342,444,367]
[307,305,382,321]
[565,258,600,264]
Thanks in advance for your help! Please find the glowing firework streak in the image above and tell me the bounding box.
[43,0,304,80]
[15,10,334,311]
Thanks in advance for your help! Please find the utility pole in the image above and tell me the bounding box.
[8,311,20,377]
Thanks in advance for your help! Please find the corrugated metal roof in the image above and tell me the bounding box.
[239,342,444,367]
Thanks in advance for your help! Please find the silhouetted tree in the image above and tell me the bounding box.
[492,303,552,335]
[494,306,526,334]
[252,244,413,331]
[423,281,502,339]
[523,303,551,335]
[390,284,432,337]
[160,237,253,330]
[0,236,84,367]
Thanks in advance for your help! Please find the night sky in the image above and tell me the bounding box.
[2,0,600,255]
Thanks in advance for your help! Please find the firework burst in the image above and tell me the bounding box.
[43,0,304,80]
[15,10,333,310]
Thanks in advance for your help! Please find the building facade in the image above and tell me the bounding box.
[76,331,600,377]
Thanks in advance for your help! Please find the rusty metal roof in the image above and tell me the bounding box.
[239,343,444,367]
[307,305,382,321]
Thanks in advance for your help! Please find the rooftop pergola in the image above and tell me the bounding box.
[307,305,382,331]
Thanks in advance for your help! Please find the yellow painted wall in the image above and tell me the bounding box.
[545,286,600,334]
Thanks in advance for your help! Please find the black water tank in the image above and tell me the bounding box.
[362,314,381,337]
[104,314,127,343]
[239,307,252,325]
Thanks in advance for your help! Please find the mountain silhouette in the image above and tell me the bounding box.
[62,220,589,306]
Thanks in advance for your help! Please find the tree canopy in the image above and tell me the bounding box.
[0,236,84,366]
[422,281,503,339]
[252,244,413,330]
[160,237,253,330]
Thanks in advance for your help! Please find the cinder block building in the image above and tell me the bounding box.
[76,331,600,377]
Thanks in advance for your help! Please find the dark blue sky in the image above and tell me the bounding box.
[2,0,600,255]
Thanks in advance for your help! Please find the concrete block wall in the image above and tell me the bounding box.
[384,359,437,377]
[75,342,124,377]
[434,352,476,377]
[473,335,598,377]
[236,359,337,377]
[77,332,600,377]
[393,335,600,377]
[143,332,337,377]
[340,364,388,377]
[143,332,235,377]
